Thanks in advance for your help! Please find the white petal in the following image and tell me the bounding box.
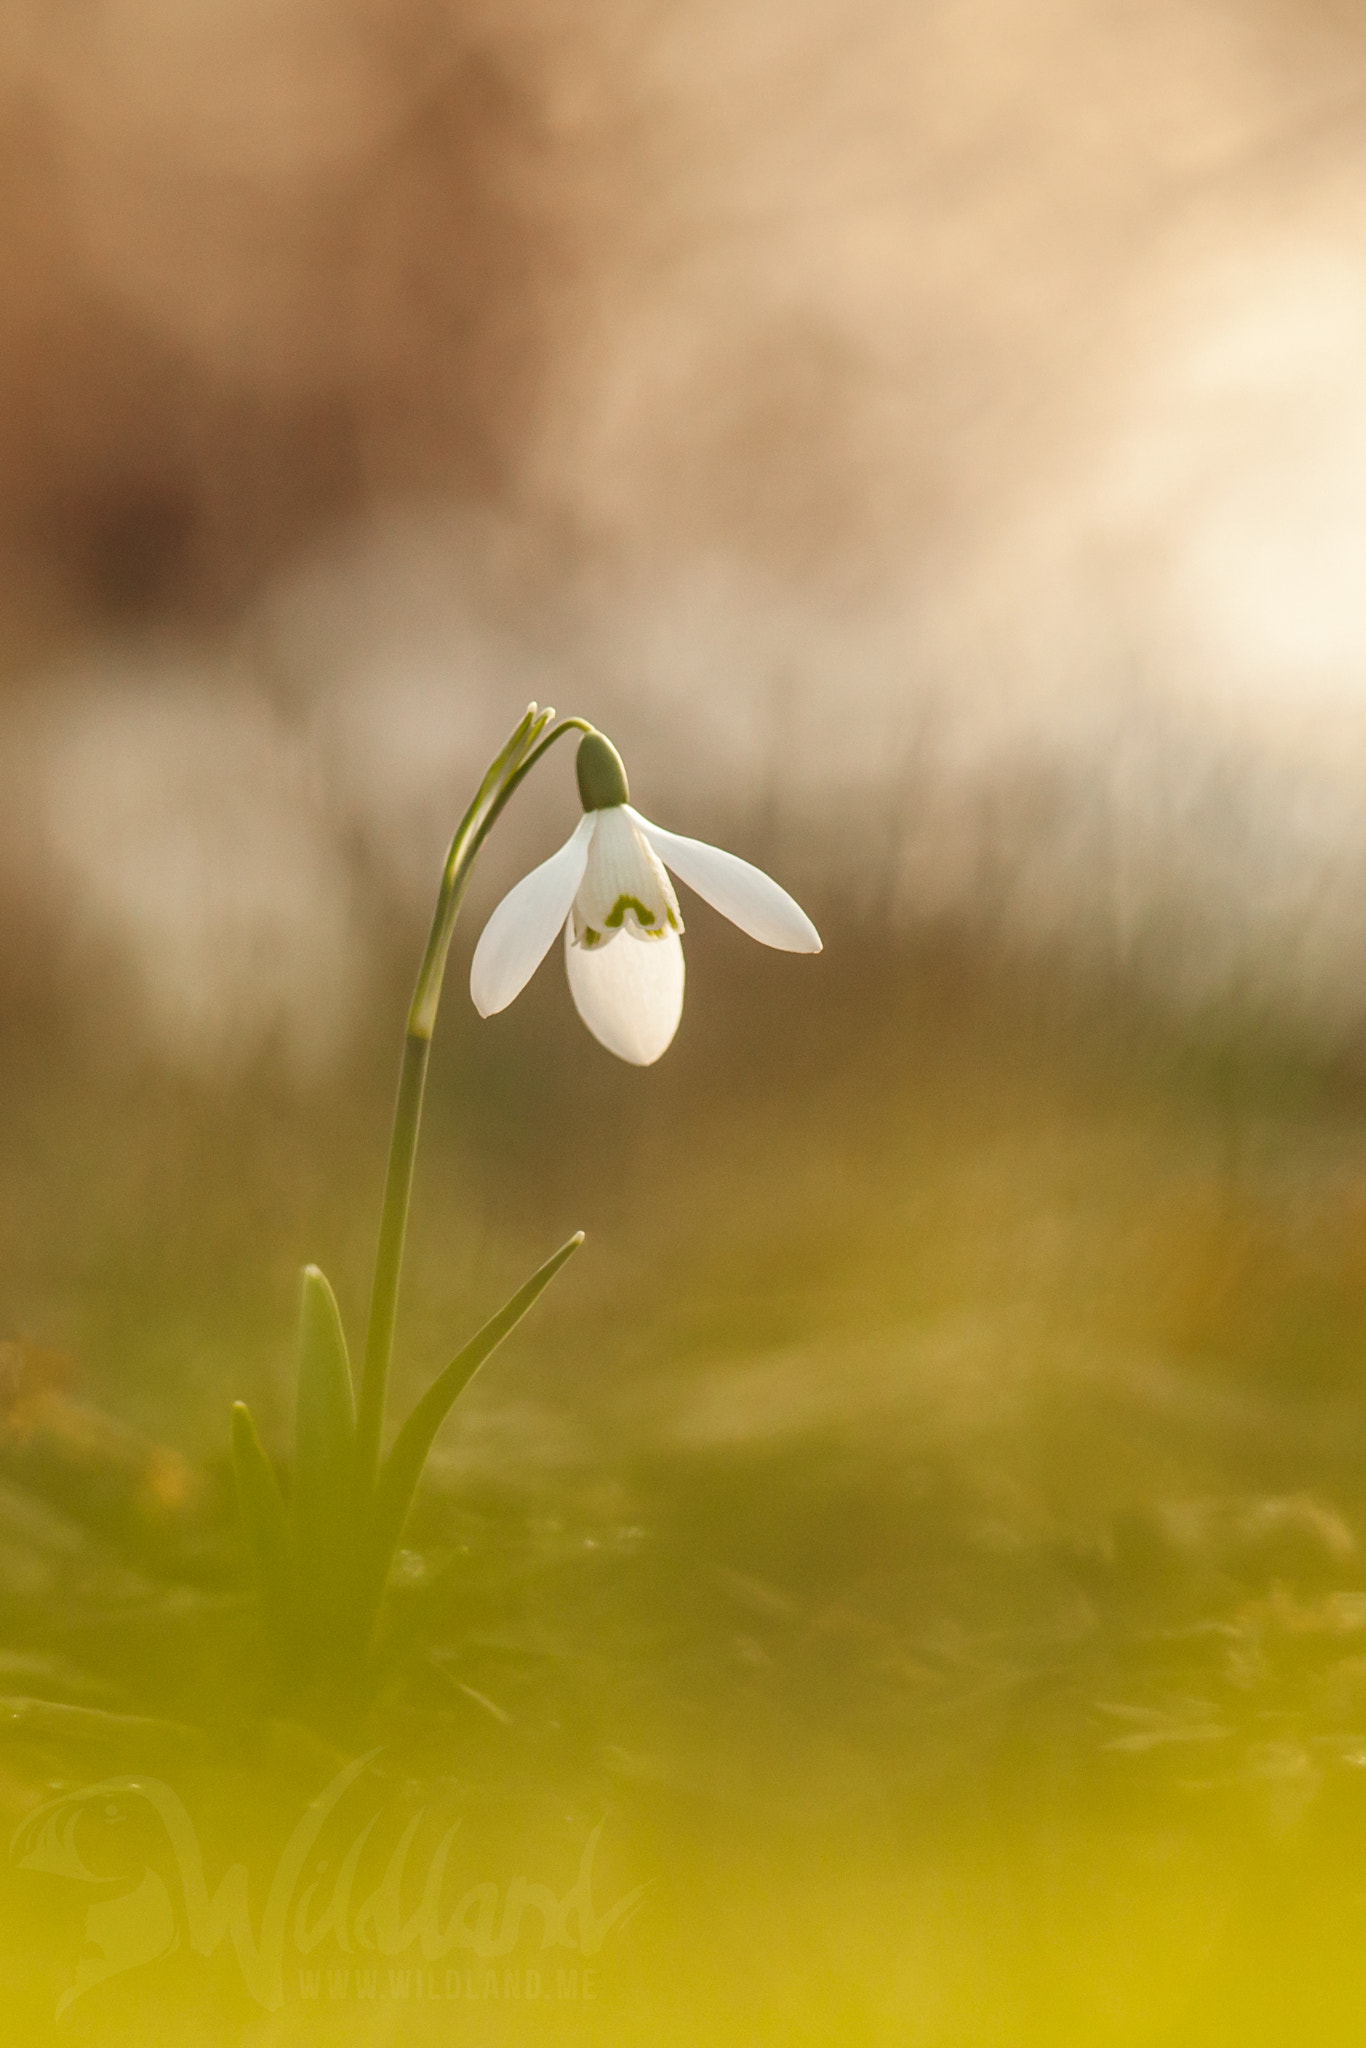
[564,919,684,1064]
[626,809,822,952]
[572,803,682,945]
[470,815,595,1016]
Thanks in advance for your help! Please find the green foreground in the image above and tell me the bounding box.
[2,930,1366,2042]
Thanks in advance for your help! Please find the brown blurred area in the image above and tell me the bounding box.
[0,0,1358,612]
[0,1,1363,1078]
[0,0,560,635]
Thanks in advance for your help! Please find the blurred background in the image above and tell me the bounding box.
[6,1,1366,2041]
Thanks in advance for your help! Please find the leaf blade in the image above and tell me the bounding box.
[361,1232,584,1624]
[289,1265,356,1596]
[230,1401,292,1658]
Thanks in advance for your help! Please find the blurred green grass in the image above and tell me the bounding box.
[4,924,1366,2040]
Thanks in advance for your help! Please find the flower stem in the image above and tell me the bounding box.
[351,707,593,1506]
[353,1029,430,1501]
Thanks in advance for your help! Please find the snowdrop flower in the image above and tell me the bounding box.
[470,731,821,1064]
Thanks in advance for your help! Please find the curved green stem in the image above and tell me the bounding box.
[351,708,592,1505]
[406,714,590,1040]
[352,1031,430,1501]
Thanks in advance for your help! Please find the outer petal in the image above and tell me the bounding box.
[626,809,821,952]
[470,815,595,1016]
[564,920,684,1064]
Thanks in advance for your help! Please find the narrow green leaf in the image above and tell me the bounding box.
[290,1265,356,1596]
[361,1232,584,1621]
[230,1401,292,1654]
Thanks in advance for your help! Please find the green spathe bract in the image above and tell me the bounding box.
[229,704,598,1700]
[576,729,630,810]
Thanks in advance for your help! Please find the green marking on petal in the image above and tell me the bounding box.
[605,894,663,932]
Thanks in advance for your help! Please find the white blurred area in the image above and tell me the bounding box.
[4,0,1366,1067]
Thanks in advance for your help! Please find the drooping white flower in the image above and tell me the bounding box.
[470,731,821,1064]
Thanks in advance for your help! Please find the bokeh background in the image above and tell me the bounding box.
[6,1,1366,2041]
